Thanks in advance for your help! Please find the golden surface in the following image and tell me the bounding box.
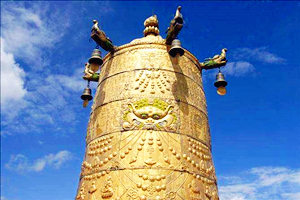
[76,34,219,200]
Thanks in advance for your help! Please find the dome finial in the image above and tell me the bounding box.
[143,15,159,37]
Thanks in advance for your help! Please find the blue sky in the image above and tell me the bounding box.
[1,1,300,200]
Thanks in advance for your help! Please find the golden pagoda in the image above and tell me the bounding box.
[76,7,228,200]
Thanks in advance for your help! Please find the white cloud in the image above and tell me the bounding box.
[233,47,285,64]
[48,68,86,92]
[250,167,300,187]
[5,150,73,173]
[1,38,29,123]
[0,2,70,109]
[220,184,256,200]
[0,38,27,106]
[1,2,69,67]
[282,192,300,200]
[223,61,255,77]
[219,166,300,200]
[1,68,86,135]
[0,3,87,136]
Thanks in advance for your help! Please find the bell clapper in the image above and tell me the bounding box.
[217,86,227,96]
[83,99,89,107]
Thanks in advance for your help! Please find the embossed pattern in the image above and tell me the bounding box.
[76,34,219,200]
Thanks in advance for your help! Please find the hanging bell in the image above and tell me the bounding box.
[88,49,103,66]
[81,87,93,107]
[169,39,184,57]
[214,71,228,96]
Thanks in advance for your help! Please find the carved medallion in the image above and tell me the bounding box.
[122,99,178,131]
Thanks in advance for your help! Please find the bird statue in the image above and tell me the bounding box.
[91,19,115,52]
[174,6,183,24]
[91,20,100,33]
[166,6,183,45]
[201,48,228,69]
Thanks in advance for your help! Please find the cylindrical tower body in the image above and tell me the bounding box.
[76,34,219,200]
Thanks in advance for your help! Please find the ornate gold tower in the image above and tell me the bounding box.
[76,14,220,200]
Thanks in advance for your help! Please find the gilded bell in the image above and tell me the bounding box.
[214,71,228,95]
[81,87,93,107]
[88,49,103,66]
[169,39,184,57]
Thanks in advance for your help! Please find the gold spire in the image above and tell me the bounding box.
[143,15,159,36]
